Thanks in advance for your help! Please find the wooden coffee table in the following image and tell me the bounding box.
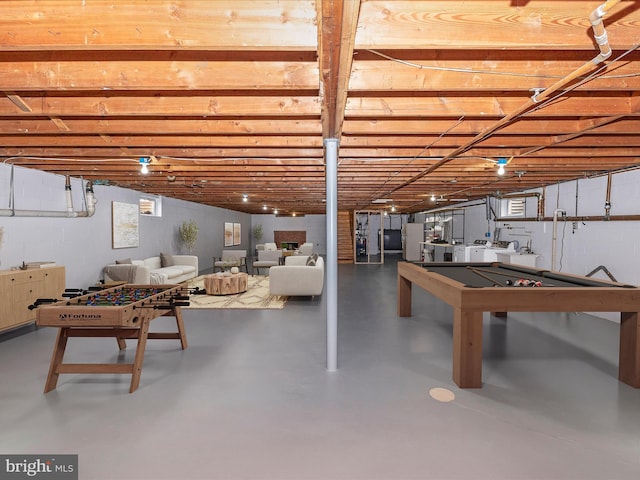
[204,272,248,295]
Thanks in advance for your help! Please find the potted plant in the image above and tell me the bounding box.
[252,224,263,243]
[252,223,263,256]
[179,219,199,253]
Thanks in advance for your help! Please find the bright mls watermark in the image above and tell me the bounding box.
[0,455,77,480]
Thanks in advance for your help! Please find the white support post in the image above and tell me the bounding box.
[325,138,339,372]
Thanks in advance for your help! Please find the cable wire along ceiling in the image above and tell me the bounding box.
[1,0,640,214]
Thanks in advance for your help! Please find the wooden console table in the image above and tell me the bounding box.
[0,266,65,332]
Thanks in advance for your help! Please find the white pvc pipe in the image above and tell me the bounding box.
[64,176,74,215]
[0,179,97,218]
[325,138,339,372]
[551,209,566,271]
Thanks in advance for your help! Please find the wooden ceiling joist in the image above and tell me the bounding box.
[1,0,639,214]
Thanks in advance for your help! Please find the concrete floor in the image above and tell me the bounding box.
[1,255,639,479]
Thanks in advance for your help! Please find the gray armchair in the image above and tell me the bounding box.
[297,242,314,256]
[252,249,282,275]
[214,249,248,273]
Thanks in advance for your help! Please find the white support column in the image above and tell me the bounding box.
[325,138,339,372]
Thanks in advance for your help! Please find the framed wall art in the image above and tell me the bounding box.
[224,222,234,247]
[233,223,241,245]
[112,201,139,249]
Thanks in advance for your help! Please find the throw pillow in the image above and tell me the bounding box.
[306,255,316,267]
[115,258,132,264]
[160,252,175,267]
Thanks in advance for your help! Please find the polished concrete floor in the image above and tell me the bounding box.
[1,255,639,479]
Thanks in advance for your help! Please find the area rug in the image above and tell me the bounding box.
[183,275,287,309]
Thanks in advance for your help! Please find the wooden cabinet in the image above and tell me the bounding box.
[0,267,65,332]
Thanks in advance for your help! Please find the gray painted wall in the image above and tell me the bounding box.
[0,164,250,288]
[461,168,640,322]
[4,163,640,323]
[250,214,327,255]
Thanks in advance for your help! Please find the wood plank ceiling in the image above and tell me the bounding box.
[1,0,639,215]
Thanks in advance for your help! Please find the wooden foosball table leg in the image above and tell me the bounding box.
[129,317,151,393]
[44,327,69,393]
[175,307,188,350]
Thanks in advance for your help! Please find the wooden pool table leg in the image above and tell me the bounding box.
[619,311,640,388]
[397,274,412,317]
[452,308,483,388]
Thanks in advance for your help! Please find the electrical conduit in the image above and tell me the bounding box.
[388,0,622,194]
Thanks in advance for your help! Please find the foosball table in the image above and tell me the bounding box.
[34,283,190,393]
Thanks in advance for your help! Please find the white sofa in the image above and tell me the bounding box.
[104,254,198,285]
[269,255,324,297]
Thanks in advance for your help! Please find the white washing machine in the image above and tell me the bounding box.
[456,239,490,262]
[453,244,468,262]
[476,241,517,262]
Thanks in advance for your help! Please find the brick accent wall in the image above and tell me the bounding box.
[274,230,306,249]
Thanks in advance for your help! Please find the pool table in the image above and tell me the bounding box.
[397,262,640,389]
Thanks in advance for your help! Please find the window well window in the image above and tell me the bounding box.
[501,198,525,217]
[140,196,162,217]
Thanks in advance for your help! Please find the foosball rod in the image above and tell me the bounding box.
[133,301,190,309]
[28,298,60,310]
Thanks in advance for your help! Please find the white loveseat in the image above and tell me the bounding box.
[104,254,198,285]
[268,255,324,297]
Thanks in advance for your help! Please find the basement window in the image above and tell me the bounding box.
[500,198,525,218]
[140,196,162,217]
